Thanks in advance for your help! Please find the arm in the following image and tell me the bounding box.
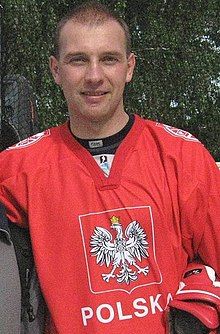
[180,147,220,276]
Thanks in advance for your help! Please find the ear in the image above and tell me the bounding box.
[126,52,136,83]
[49,56,61,85]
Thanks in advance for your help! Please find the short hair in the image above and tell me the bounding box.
[53,1,131,58]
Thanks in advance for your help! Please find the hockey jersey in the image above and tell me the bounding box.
[0,115,219,333]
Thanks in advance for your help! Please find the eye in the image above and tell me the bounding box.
[68,56,87,65]
[102,55,119,65]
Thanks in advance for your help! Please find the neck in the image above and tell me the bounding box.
[69,112,129,139]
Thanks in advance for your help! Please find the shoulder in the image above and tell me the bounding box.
[136,115,218,178]
[4,122,66,152]
[138,116,204,155]
[139,117,200,145]
[153,122,200,143]
[5,129,52,151]
[0,123,67,181]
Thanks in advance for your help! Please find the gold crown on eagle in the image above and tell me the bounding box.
[110,215,121,225]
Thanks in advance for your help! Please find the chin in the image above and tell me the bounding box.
[83,108,112,120]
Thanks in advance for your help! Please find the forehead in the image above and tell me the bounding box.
[58,20,127,56]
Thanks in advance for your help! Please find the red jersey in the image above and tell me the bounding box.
[0,115,219,333]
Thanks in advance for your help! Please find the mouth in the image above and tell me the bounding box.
[81,91,109,97]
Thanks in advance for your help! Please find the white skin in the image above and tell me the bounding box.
[50,19,136,138]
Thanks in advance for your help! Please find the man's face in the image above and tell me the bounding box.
[50,20,135,127]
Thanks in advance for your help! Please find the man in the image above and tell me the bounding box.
[0,2,219,333]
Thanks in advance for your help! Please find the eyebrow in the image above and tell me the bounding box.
[63,51,124,60]
[100,51,123,58]
[64,52,87,60]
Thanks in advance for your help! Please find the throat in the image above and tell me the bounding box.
[69,111,129,139]
[73,114,134,155]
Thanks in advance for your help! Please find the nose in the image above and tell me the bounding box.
[84,61,104,85]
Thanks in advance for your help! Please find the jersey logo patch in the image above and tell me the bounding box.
[6,130,51,150]
[79,206,162,295]
[156,123,200,142]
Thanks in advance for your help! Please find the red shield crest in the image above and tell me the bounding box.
[79,205,162,294]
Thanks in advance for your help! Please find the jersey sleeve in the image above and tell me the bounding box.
[179,145,220,277]
[0,149,30,226]
[0,128,56,226]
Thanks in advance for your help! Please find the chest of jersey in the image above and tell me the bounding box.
[27,139,186,333]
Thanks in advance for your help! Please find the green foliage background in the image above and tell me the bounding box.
[1,0,220,159]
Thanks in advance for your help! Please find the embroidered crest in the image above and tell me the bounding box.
[90,216,149,285]
[156,123,200,142]
[79,206,162,294]
[6,130,50,150]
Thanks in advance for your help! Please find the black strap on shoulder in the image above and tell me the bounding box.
[8,222,36,322]
[0,202,10,240]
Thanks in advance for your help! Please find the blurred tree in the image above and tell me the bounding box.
[1,0,219,159]
[124,0,220,159]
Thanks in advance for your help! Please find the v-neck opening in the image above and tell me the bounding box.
[59,115,145,190]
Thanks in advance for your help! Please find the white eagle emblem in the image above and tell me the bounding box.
[90,216,149,285]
